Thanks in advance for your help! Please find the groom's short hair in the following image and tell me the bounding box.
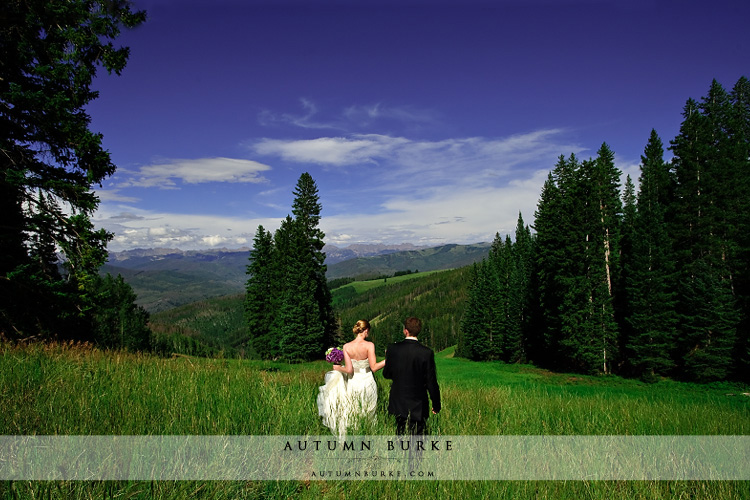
[404,317,422,336]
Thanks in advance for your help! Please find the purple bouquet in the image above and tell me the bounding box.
[325,347,344,364]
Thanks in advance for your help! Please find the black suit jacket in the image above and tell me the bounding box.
[382,339,441,422]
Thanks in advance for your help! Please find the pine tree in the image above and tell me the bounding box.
[276,216,326,361]
[679,258,738,381]
[245,173,334,361]
[91,274,151,352]
[495,235,518,362]
[459,261,498,360]
[626,131,678,380]
[617,175,637,371]
[588,144,622,374]
[1,0,146,338]
[245,226,276,359]
[670,87,740,381]
[727,77,750,380]
[533,161,573,368]
[292,173,337,350]
[489,234,511,361]
[508,213,533,363]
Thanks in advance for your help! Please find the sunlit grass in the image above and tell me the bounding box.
[338,270,445,294]
[1,341,748,499]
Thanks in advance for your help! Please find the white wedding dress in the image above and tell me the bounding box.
[317,359,377,437]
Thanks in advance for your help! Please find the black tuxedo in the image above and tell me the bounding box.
[383,338,441,433]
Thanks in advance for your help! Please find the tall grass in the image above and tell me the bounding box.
[1,341,748,499]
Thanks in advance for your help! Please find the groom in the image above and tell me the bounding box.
[383,317,441,435]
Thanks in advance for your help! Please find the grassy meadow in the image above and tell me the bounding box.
[1,341,749,499]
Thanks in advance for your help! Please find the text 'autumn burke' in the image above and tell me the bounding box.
[283,439,453,452]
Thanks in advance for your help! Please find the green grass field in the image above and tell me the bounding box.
[1,341,748,499]
[335,270,445,294]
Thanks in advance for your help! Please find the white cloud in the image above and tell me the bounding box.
[252,129,584,190]
[96,129,599,251]
[259,99,440,131]
[94,204,280,251]
[342,103,439,126]
[258,98,339,130]
[95,189,140,203]
[254,135,407,166]
[117,157,272,189]
[322,169,549,247]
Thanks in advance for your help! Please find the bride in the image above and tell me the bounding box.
[317,320,386,437]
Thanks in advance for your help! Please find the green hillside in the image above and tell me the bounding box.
[105,243,489,312]
[148,293,247,356]
[149,267,472,357]
[326,242,490,279]
[333,267,472,354]
[102,264,244,313]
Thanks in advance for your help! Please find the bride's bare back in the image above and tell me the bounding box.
[332,320,386,376]
[344,338,374,361]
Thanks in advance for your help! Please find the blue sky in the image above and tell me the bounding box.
[88,0,750,251]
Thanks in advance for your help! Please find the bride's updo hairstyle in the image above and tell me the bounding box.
[353,320,371,335]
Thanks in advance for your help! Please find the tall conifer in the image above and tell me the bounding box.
[245,226,276,358]
[245,173,334,361]
[626,131,678,380]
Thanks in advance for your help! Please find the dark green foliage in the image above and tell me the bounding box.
[149,294,245,358]
[292,173,337,350]
[530,148,622,374]
[90,274,151,352]
[1,0,146,343]
[457,213,534,363]
[459,262,498,360]
[625,132,678,381]
[669,81,742,381]
[273,216,326,361]
[244,226,276,359]
[336,268,470,355]
[726,77,750,380]
[519,77,748,382]
[532,171,566,366]
[677,259,738,382]
[245,174,334,361]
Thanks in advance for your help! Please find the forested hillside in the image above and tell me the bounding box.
[148,268,471,358]
[459,77,750,383]
[100,242,488,312]
[333,267,471,355]
[326,243,490,280]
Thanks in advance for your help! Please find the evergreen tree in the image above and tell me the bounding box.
[459,261,498,360]
[489,234,511,361]
[618,174,637,363]
[678,258,738,381]
[495,235,519,362]
[274,216,326,361]
[533,160,576,368]
[587,143,622,374]
[1,0,146,338]
[245,226,276,359]
[727,77,750,380]
[535,147,621,374]
[291,173,337,350]
[626,131,678,380]
[91,274,151,352]
[245,173,334,361]
[670,87,740,381]
[507,213,533,363]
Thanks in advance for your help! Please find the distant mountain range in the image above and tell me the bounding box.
[103,242,490,312]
